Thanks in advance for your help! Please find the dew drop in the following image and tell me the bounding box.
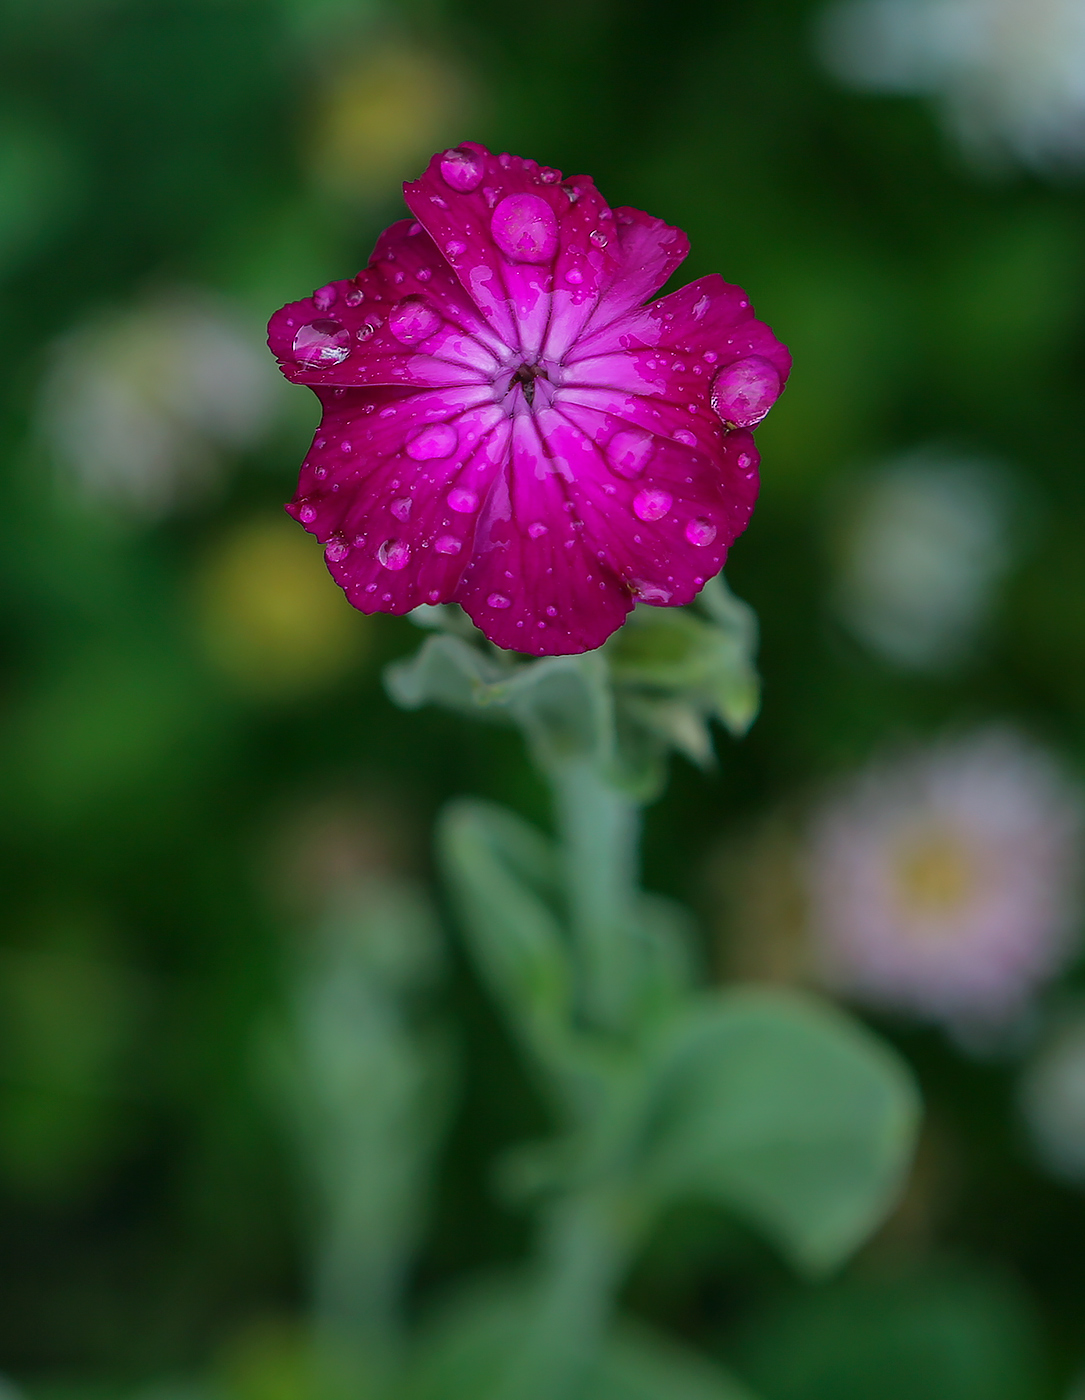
[566,266,583,285]
[292,319,352,368]
[685,518,717,547]
[378,539,411,570]
[546,605,558,617]
[737,452,752,469]
[607,427,654,480]
[673,428,698,448]
[391,497,412,522]
[439,146,485,192]
[298,502,317,524]
[490,194,558,264]
[589,229,608,248]
[416,268,432,283]
[406,423,458,461]
[539,167,560,183]
[527,521,548,539]
[434,535,462,555]
[487,593,511,609]
[710,356,782,428]
[445,239,466,258]
[633,488,672,522]
[325,536,350,562]
[447,486,478,513]
[313,284,337,311]
[388,296,442,345]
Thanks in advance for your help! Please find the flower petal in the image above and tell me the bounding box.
[267,221,505,393]
[287,386,512,614]
[404,144,622,359]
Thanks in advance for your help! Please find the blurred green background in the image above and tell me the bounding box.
[3,0,1085,1395]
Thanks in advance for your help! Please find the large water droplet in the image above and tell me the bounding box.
[710,356,782,428]
[391,497,412,521]
[632,488,672,522]
[406,423,458,461]
[293,319,352,368]
[685,518,716,547]
[673,428,697,448]
[434,535,462,555]
[298,502,317,524]
[487,593,511,609]
[325,536,350,562]
[527,521,548,539]
[439,146,485,192]
[447,486,478,513]
[313,284,337,311]
[388,296,442,345]
[607,428,654,480]
[589,229,608,248]
[490,194,558,264]
[378,539,411,570]
[445,239,466,259]
[345,286,364,307]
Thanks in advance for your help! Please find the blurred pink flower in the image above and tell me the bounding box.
[268,143,789,655]
[807,730,1083,1029]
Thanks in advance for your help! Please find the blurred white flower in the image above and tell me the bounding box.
[816,0,1085,172]
[834,451,1013,671]
[807,730,1083,1030]
[1020,1014,1085,1181]
[41,289,280,519]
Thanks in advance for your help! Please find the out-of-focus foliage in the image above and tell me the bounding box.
[2,0,1085,1394]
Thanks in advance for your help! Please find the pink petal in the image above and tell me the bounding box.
[267,222,506,393]
[403,144,622,358]
[287,386,512,614]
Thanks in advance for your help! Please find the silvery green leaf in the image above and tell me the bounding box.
[403,1285,757,1400]
[620,695,715,769]
[438,799,573,1054]
[637,987,919,1274]
[385,634,511,720]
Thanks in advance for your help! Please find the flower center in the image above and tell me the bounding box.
[892,830,975,921]
[512,360,547,407]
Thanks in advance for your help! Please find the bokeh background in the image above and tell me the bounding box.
[4,0,1085,1396]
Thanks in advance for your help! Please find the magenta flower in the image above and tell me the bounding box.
[268,143,789,655]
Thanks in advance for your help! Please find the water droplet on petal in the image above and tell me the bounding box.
[633,488,672,522]
[445,239,466,259]
[546,605,558,617]
[673,428,697,448]
[566,266,583,284]
[737,452,752,469]
[589,229,608,248]
[406,423,458,461]
[313,284,337,311]
[607,427,654,480]
[527,521,548,539]
[345,286,364,307]
[447,486,478,513]
[685,518,717,547]
[490,194,558,264]
[710,355,782,428]
[388,296,442,345]
[298,502,317,524]
[487,593,511,609]
[435,535,462,555]
[539,167,560,183]
[439,146,485,192]
[293,319,352,368]
[325,536,350,562]
[378,539,411,570]
[391,497,412,521]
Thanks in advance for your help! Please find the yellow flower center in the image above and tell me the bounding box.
[893,831,975,920]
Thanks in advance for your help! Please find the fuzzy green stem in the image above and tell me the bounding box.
[549,757,643,1033]
[487,1190,633,1400]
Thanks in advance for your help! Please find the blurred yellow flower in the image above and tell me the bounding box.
[307,39,470,201]
[196,515,368,697]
